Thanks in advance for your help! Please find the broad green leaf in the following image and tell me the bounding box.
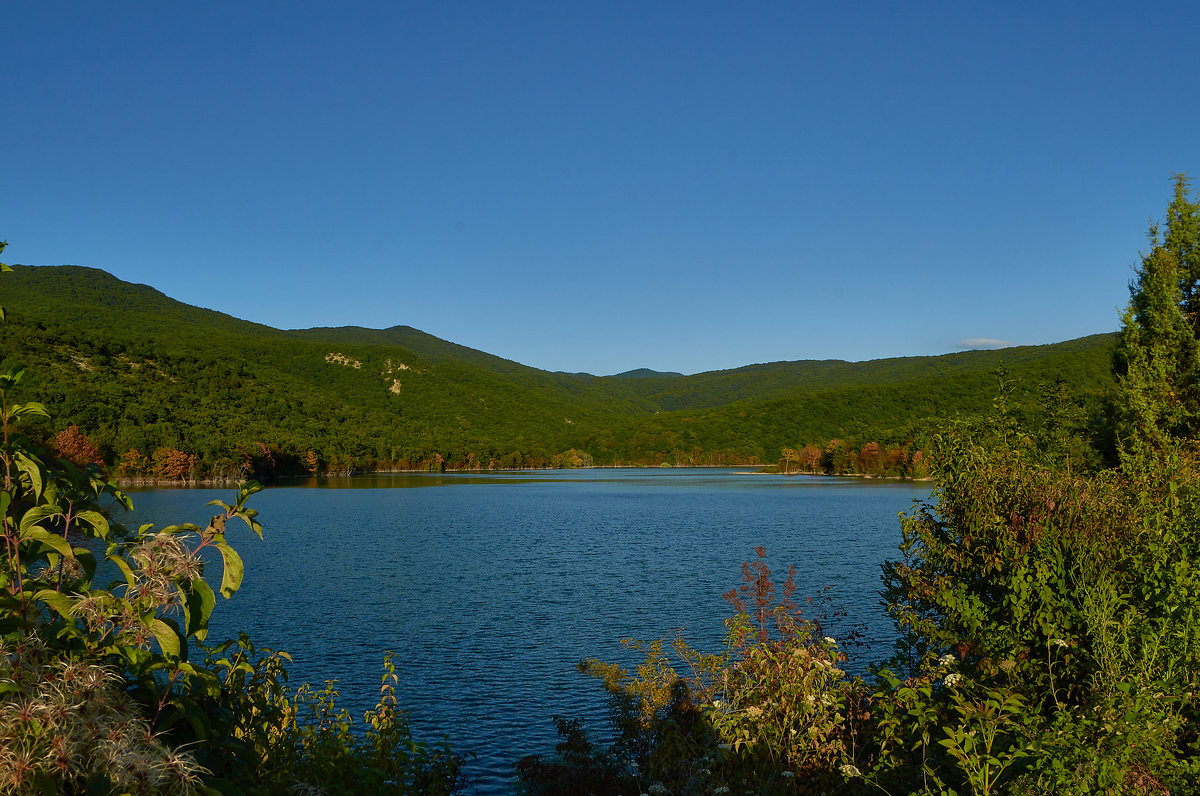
[14,452,44,500]
[120,646,153,667]
[151,618,182,658]
[109,487,134,512]
[0,365,24,390]
[107,553,137,586]
[33,589,77,618]
[75,510,110,539]
[22,527,73,559]
[215,542,244,598]
[236,508,263,539]
[185,577,216,641]
[11,401,49,419]
[20,504,61,533]
[73,547,97,582]
[174,661,199,677]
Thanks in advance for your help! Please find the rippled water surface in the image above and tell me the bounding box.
[125,469,930,793]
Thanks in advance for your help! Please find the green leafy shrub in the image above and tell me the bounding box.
[518,547,862,795]
[0,246,465,795]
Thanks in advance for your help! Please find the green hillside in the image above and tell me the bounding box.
[0,264,1117,478]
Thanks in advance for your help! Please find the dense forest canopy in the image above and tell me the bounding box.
[0,263,1114,479]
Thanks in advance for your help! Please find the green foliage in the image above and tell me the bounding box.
[869,178,1200,793]
[0,263,1114,475]
[0,256,465,794]
[244,655,465,795]
[1115,174,1200,465]
[519,548,861,795]
[1168,174,1200,335]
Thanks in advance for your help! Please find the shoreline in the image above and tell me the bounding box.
[114,464,933,488]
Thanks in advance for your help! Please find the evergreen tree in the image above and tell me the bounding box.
[1166,174,1200,334]
[1114,175,1200,464]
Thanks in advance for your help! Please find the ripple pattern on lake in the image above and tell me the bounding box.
[123,470,929,794]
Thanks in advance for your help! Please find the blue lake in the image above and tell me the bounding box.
[123,468,930,794]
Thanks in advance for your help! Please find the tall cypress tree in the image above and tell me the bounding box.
[1114,175,1200,465]
[1166,174,1200,334]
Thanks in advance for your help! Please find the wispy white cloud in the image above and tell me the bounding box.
[955,338,1012,350]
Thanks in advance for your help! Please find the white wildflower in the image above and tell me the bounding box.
[1049,638,1069,649]
[939,653,957,667]
[840,764,862,778]
[824,636,837,646]
[944,673,963,688]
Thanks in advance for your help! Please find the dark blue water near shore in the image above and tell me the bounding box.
[124,469,930,794]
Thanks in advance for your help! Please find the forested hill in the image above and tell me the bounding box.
[0,264,1117,477]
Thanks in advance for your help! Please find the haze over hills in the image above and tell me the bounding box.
[0,264,1117,476]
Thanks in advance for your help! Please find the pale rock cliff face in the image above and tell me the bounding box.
[326,353,415,393]
[324,352,362,369]
[382,359,412,393]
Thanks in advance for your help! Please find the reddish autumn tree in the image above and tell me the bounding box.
[800,444,822,473]
[152,447,196,480]
[55,425,103,467]
[858,441,884,476]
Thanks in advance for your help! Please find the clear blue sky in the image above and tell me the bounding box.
[3,2,1198,375]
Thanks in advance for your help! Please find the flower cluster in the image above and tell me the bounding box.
[0,639,205,795]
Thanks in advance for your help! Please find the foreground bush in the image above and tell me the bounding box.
[0,244,465,795]
[517,548,862,795]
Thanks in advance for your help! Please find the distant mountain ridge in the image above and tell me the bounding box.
[609,368,685,379]
[0,264,1117,474]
